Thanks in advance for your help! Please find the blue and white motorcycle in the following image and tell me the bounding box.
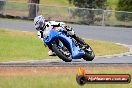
[43,27,95,62]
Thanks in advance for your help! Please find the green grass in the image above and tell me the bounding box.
[106,0,132,27]
[39,6,69,21]
[5,0,72,20]
[0,29,128,62]
[0,69,131,88]
[107,0,119,10]
[88,39,128,56]
[10,0,119,8]
[0,29,53,61]
[10,0,72,7]
[6,1,28,10]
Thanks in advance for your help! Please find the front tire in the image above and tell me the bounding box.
[52,43,72,62]
[73,36,95,61]
[83,46,95,61]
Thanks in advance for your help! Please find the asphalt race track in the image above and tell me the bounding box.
[0,19,132,65]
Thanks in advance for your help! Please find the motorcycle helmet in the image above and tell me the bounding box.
[34,15,45,31]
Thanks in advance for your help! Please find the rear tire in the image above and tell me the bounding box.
[52,43,72,62]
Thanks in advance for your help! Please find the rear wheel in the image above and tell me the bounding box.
[52,42,72,62]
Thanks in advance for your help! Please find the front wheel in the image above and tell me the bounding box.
[52,43,72,62]
[83,45,95,61]
[73,36,95,61]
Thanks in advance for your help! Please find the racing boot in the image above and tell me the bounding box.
[48,50,56,56]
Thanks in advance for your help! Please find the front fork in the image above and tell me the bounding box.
[73,35,91,52]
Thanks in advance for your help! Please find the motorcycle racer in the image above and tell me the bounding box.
[34,15,75,56]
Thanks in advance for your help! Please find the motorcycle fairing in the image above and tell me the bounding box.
[44,29,85,59]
